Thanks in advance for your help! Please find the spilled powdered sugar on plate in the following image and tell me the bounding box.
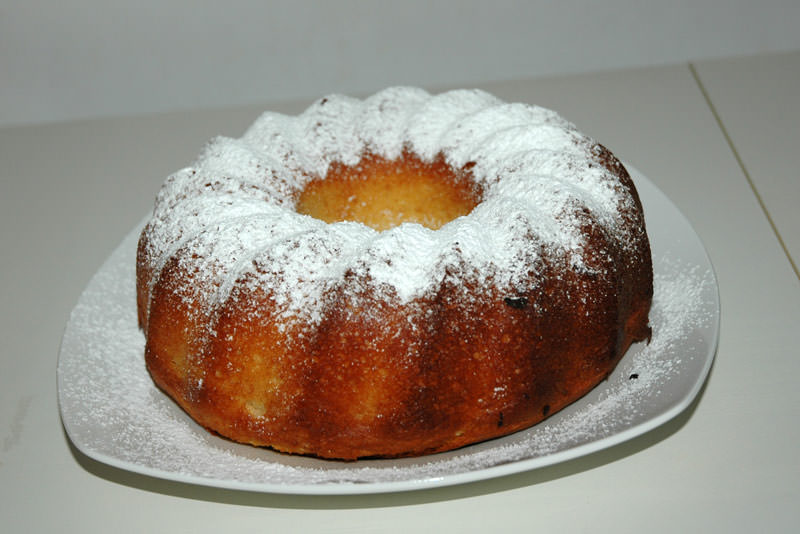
[58,169,719,494]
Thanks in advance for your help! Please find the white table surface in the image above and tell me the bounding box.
[692,50,800,276]
[2,51,798,532]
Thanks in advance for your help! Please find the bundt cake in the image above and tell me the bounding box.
[136,87,653,460]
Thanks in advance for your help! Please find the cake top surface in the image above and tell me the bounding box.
[141,87,640,323]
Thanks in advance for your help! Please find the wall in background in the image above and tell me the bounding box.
[2,0,799,126]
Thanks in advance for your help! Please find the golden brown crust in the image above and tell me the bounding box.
[137,137,653,461]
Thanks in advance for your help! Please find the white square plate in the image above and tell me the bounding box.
[58,166,719,495]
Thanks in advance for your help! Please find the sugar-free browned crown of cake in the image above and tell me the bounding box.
[136,87,653,460]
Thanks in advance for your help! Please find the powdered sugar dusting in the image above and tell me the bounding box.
[138,87,643,329]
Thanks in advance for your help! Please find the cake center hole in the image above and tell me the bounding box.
[295,153,482,231]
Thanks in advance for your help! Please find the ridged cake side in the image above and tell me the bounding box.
[137,87,652,459]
